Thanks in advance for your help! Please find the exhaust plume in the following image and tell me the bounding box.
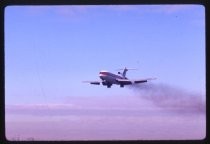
[129,83,205,114]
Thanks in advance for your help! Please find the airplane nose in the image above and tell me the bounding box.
[99,71,107,79]
[99,74,104,77]
[99,74,105,80]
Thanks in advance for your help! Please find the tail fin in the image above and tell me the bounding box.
[122,67,128,78]
[117,67,137,79]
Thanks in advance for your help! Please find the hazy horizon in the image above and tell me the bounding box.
[6,94,206,140]
[6,83,206,140]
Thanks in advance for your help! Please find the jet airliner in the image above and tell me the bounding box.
[83,67,156,88]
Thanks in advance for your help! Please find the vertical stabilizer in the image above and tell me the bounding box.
[117,67,137,79]
[122,67,128,78]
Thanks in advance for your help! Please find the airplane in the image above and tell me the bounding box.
[83,67,156,88]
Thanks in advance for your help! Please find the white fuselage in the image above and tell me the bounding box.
[99,71,124,85]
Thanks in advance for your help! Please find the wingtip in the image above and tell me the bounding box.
[149,77,157,80]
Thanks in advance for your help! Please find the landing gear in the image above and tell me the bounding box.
[107,85,111,88]
[120,84,124,88]
[107,84,112,88]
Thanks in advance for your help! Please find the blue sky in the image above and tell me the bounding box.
[5,5,205,105]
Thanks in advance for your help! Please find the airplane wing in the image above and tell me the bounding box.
[133,77,157,84]
[116,78,156,85]
[82,81,101,85]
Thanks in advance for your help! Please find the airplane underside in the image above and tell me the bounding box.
[105,84,124,88]
[102,80,124,88]
[102,81,112,88]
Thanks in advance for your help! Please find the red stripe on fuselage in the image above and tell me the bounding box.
[99,71,123,79]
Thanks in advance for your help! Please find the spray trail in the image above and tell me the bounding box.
[129,83,205,114]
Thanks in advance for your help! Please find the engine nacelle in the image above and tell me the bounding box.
[102,81,107,85]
